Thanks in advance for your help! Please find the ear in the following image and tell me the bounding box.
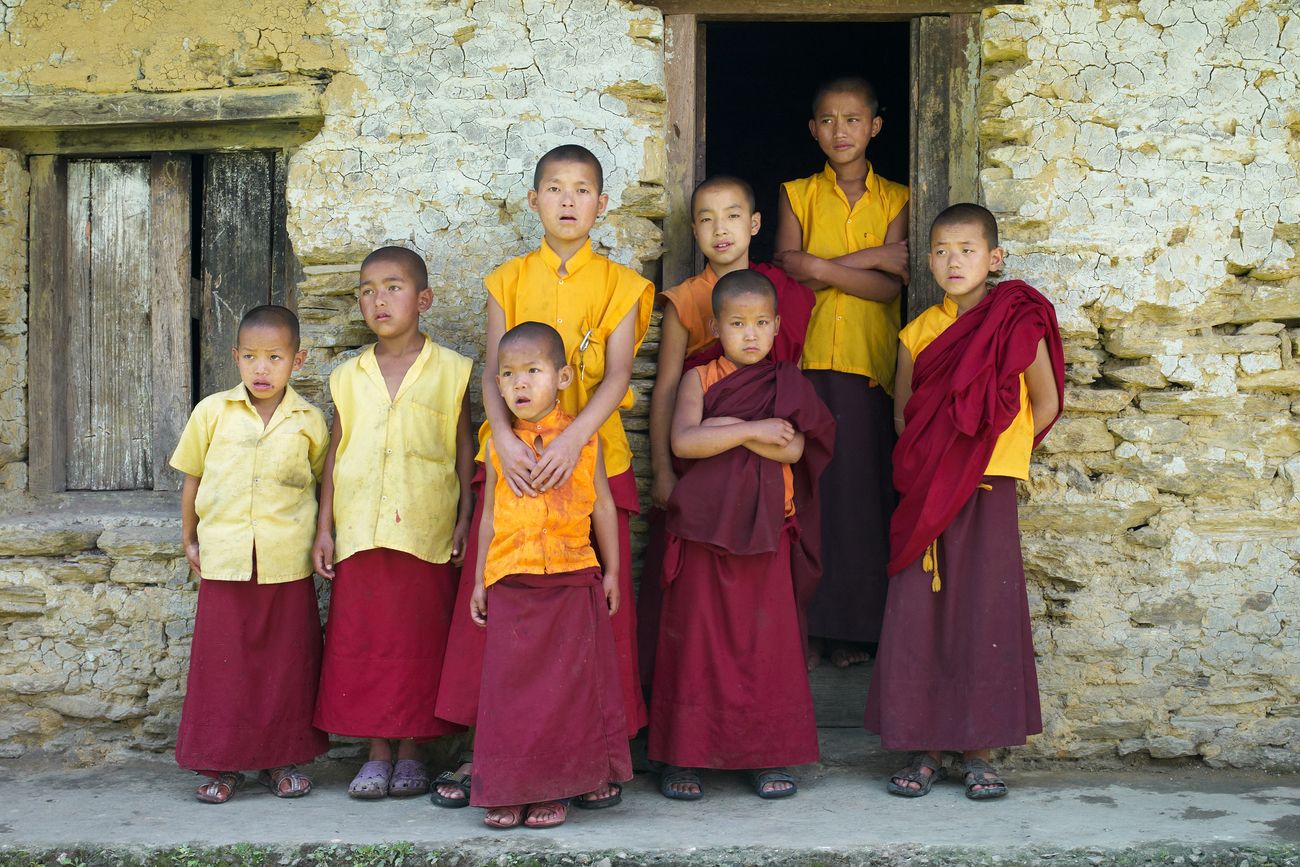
[750,210,762,237]
[596,192,609,217]
[989,246,1006,271]
[527,189,540,213]
[808,118,818,140]
[417,286,434,311]
[773,313,781,336]
[710,317,720,339]
[557,364,574,390]
[870,115,883,139]
[230,346,239,363]
[293,349,308,371]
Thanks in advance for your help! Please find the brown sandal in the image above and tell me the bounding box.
[195,771,244,804]
[524,799,569,828]
[259,765,313,798]
[483,804,526,829]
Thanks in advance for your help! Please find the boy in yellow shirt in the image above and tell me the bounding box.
[311,246,475,800]
[775,76,910,669]
[170,304,330,804]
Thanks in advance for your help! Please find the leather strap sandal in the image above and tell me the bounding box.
[259,765,312,799]
[961,757,1008,800]
[195,771,244,804]
[887,753,946,797]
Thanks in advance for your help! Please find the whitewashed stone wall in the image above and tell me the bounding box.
[982,0,1299,767]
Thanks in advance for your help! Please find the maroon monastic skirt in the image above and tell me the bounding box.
[804,369,895,643]
[648,525,819,769]
[314,547,463,739]
[435,466,647,737]
[175,572,328,774]
[471,567,632,807]
[635,507,668,692]
[864,476,1042,750]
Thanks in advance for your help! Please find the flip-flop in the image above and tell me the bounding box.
[659,766,703,801]
[195,771,244,804]
[887,753,946,798]
[258,766,312,799]
[524,799,569,828]
[573,781,622,810]
[748,768,798,799]
[389,758,430,798]
[430,768,471,808]
[347,760,393,800]
[483,804,525,829]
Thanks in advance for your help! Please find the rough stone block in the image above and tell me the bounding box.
[96,526,181,559]
[0,526,100,557]
[108,559,187,586]
[1040,417,1115,453]
[1063,387,1133,414]
[1138,392,1290,415]
[1237,369,1300,391]
[1103,363,1169,389]
[1107,417,1190,444]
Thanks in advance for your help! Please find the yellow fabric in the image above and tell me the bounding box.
[478,238,654,476]
[784,162,909,392]
[330,336,473,565]
[169,384,328,584]
[484,406,600,587]
[660,266,718,358]
[900,298,1034,480]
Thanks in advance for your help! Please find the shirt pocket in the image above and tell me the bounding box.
[406,400,451,464]
[860,230,882,248]
[571,328,607,391]
[270,428,314,492]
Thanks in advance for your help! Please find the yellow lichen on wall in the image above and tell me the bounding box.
[0,0,344,93]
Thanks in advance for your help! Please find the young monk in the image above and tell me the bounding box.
[312,246,475,799]
[432,144,652,808]
[649,270,834,801]
[470,321,632,830]
[171,305,329,803]
[865,203,1064,799]
[639,175,816,690]
[775,76,910,669]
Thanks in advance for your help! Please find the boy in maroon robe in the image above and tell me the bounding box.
[865,203,1064,800]
[649,270,834,800]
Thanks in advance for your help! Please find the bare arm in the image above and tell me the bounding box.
[894,342,913,436]
[1024,338,1060,438]
[775,195,910,301]
[590,443,620,616]
[671,371,796,460]
[181,474,202,578]
[533,303,639,490]
[744,431,805,464]
[483,296,538,497]
[311,412,341,579]
[470,443,498,627]
[450,388,475,566]
[648,304,690,509]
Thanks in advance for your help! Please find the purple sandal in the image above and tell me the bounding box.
[348,760,393,800]
[389,758,430,797]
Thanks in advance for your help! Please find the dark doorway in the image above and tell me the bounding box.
[705,22,911,265]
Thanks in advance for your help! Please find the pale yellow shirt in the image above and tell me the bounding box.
[169,384,329,584]
[784,161,909,392]
[330,336,473,565]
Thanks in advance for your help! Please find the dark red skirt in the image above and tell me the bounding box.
[175,572,328,774]
[635,507,669,692]
[648,525,818,769]
[314,547,463,739]
[435,466,647,737]
[471,568,632,807]
[864,476,1042,750]
[804,369,895,643]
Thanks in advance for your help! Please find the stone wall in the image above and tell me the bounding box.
[981,0,1299,768]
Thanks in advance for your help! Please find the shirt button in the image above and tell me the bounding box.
[382,495,388,502]
[386,449,393,455]
[557,318,563,324]
[541,528,547,534]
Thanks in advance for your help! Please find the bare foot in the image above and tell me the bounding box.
[806,636,824,672]
[575,781,621,806]
[830,642,871,668]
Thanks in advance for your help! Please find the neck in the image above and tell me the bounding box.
[711,255,750,278]
[546,234,588,275]
[950,286,990,315]
[376,329,425,357]
[518,399,560,425]
[248,387,286,422]
[830,156,868,183]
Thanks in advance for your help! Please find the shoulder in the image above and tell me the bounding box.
[330,348,367,380]
[661,273,708,309]
[599,254,653,291]
[899,305,945,347]
[485,251,533,290]
[872,173,910,211]
[782,172,819,198]
[426,337,472,366]
[192,388,236,418]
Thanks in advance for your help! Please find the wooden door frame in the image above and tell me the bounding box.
[654,2,991,314]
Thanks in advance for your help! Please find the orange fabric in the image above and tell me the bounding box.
[660,266,718,357]
[899,296,1034,480]
[696,357,795,517]
[484,406,601,587]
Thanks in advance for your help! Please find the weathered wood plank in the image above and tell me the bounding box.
[64,161,93,489]
[0,120,322,159]
[663,14,704,291]
[947,13,982,205]
[269,150,304,310]
[0,85,325,131]
[907,15,952,322]
[150,154,192,492]
[200,151,273,397]
[646,0,1001,19]
[26,155,68,494]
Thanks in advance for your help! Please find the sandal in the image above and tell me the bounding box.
[347,759,393,800]
[659,766,703,801]
[748,768,798,799]
[961,757,1008,800]
[573,781,621,810]
[431,755,473,808]
[195,771,244,804]
[887,753,946,798]
[483,804,525,829]
[389,758,430,798]
[258,765,312,799]
[524,799,569,828]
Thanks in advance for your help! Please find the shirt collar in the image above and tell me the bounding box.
[700,263,719,286]
[512,403,572,448]
[357,335,433,401]
[539,238,594,277]
[223,383,311,423]
[941,295,960,318]
[820,160,878,210]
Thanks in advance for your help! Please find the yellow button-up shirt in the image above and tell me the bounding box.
[330,336,473,565]
[900,296,1034,480]
[784,162,909,392]
[169,384,328,584]
[478,239,653,477]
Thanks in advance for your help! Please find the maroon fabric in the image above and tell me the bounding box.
[314,548,463,739]
[176,571,328,773]
[665,359,834,617]
[471,567,632,807]
[865,477,1041,750]
[682,262,816,372]
[435,466,647,737]
[635,508,668,692]
[803,370,895,643]
[890,280,1065,575]
[649,522,818,769]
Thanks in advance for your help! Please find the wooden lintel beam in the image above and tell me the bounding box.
[645,0,999,19]
[0,84,325,132]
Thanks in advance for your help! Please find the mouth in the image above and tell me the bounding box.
[514,396,532,407]
[713,241,733,252]
[375,312,391,321]
[251,380,273,391]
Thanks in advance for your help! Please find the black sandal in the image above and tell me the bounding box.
[748,768,798,799]
[573,781,622,810]
[961,757,1008,800]
[659,766,703,801]
[886,753,945,797]
[430,756,473,808]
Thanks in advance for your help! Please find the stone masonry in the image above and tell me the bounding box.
[0,0,1295,767]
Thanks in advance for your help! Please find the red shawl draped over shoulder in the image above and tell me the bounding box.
[889,280,1065,576]
[665,359,835,611]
